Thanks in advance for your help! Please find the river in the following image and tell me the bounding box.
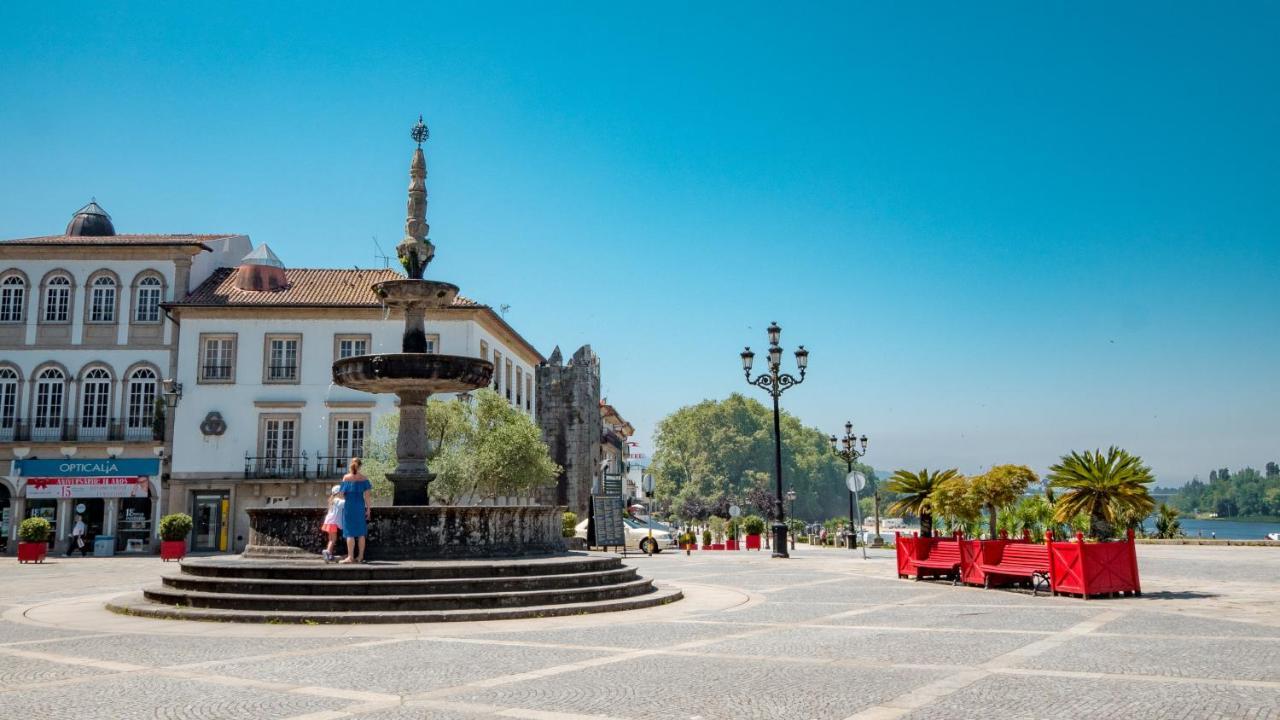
[1159,517,1280,540]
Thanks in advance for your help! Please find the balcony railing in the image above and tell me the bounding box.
[244,452,310,479]
[201,364,233,380]
[266,364,298,381]
[0,418,160,443]
[315,455,347,479]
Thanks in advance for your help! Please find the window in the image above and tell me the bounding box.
[492,351,503,393]
[126,368,157,440]
[335,334,369,360]
[505,360,514,402]
[516,367,523,406]
[265,335,300,382]
[526,376,533,413]
[261,416,298,471]
[425,334,440,354]
[89,276,116,322]
[33,368,65,440]
[79,368,111,440]
[0,275,25,322]
[200,335,236,382]
[332,416,367,472]
[134,276,162,322]
[0,368,18,439]
[43,275,71,323]
[479,340,489,361]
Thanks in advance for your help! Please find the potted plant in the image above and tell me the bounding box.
[708,517,726,550]
[159,513,193,561]
[680,531,696,554]
[17,517,51,563]
[725,518,740,550]
[561,511,578,538]
[701,528,713,550]
[743,514,766,550]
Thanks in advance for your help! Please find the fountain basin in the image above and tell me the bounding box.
[372,279,460,308]
[244,505,567,560]
[332,353,493,394]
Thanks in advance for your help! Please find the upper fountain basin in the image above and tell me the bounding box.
[372,279,460,309]
[333,353,494,395]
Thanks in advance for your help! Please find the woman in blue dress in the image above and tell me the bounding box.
[339,457,373,564]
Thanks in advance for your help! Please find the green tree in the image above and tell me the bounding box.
[1153,503,1182,539]
[1048,447,1155,539]
[884,468,959,537]
[930,473,981,535]
[970,464,1038,538]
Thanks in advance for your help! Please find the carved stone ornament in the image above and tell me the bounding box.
[200,411,227,436]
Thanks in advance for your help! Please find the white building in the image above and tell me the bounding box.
[165,245,543,553]
[0,201,249,555]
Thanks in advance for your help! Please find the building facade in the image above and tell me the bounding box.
[0,202,249,554]
[165,246,543,553]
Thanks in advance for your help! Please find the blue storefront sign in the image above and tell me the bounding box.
[15,458,161,478]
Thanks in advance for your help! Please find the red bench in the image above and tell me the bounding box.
[977,534,1052,595]
[912,534,963,584]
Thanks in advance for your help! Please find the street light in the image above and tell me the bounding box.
[743,322,808,559]
[830,421,870,557]
[785,489,797,549]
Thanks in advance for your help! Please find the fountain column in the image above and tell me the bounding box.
[389,389,432,505]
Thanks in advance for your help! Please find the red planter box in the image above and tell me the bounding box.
[895,532,919,578]
[710,543,725,550]
[724,539,739,550]
[745,534,762,550]
[17,542,47,564]
[160,540,187,562]
[1048,530,1142,598]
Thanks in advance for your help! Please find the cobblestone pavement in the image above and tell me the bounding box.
[1,543,1278,719]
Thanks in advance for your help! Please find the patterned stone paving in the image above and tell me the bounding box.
[0,544,1277,719]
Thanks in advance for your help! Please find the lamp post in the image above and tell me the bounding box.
[742,322,808,559]
[829,422,869,556]
[785,489,796,549]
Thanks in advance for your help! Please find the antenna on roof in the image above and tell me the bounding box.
[371,236,392,268]
[499,304,511,318]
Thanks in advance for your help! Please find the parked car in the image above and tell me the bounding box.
[574,517,676,554]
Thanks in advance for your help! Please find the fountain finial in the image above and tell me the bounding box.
[397,115,435,279]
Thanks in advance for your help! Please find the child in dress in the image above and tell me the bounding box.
[321,485,345,563]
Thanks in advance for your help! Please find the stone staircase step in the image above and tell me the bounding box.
[161,567,639,596]
[176,553,621,581]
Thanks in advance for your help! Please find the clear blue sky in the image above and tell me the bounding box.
[2,2,1277,484]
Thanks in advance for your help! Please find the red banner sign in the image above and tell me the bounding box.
[25,477,150,499]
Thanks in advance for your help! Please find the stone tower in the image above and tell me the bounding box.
[536,345,602,517]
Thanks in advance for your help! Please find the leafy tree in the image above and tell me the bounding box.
[969,464,1038,538]
[1048,447,1155,539]
[930,473,981,535]
[1153,503,1182,539]
[884,468,959,537]
[997,495,1054,538]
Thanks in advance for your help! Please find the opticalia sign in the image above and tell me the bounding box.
[16,458,160,478]
[24,477,150,499]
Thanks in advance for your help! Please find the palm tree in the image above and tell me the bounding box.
[1153,503,1182,539]
[885,468,959,537]
[1048,447,1155,539]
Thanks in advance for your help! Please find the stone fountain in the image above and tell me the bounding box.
[107,117,681,622]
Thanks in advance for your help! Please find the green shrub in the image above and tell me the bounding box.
[18,517,51,543]
[743,515,766,535]
[701,529,712,546]
[679,531,696,545]
[159,513,193,542]
[707,516,726,542]
[562,511,578,538]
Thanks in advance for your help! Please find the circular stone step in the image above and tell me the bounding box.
[162,567,639,596]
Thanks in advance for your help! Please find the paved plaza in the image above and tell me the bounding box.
[1,544,1278,719]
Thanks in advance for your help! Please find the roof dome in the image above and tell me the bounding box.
[65,200,116,237]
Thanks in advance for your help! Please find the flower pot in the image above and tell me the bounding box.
[17,542,47,564]
[724,539,739,550]
[711,543,725,551]
[745,534,762,550]
[160,540,187,562]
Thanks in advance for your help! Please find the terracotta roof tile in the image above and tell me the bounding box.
[175,267,482,308]
[0,233,236,248]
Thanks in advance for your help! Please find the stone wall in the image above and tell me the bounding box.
[535,345,602,518]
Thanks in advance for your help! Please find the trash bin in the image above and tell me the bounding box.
[93,536,115,557]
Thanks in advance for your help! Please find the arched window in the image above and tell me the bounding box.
[33,368,66,440]
[90,275,116,323]
[0,275,25,322]
[79,368,112,440]
[44,275,72,323]
[134,276,162,323]
[126,368,158,440]
[0,368,18,439]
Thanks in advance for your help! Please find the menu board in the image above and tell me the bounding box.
[591,495,625,548]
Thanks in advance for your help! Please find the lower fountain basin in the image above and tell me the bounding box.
[244,505,567,560]
[332,353,494,394]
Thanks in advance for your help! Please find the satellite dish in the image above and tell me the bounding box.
[642,474,654,493]
[846,471,867,493]
[729,505,741,517]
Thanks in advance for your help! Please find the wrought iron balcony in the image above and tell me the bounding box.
[266,364,298,381]
[244,452,309,479]
[201,364,233,380]
[0,418,159,443]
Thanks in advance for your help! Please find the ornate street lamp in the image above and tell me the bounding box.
[830,422,870,556]
[742,322,808,558]
[785,489,797,549]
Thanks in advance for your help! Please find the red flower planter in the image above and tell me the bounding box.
[745,534,762,550]
[724,539,739,550]
[160,540,187,562]
[1048,530,1142,598]
[17,542,47,564]
[710,543,725,551]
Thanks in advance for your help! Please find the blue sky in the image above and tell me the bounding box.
[2,2,1277,483]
